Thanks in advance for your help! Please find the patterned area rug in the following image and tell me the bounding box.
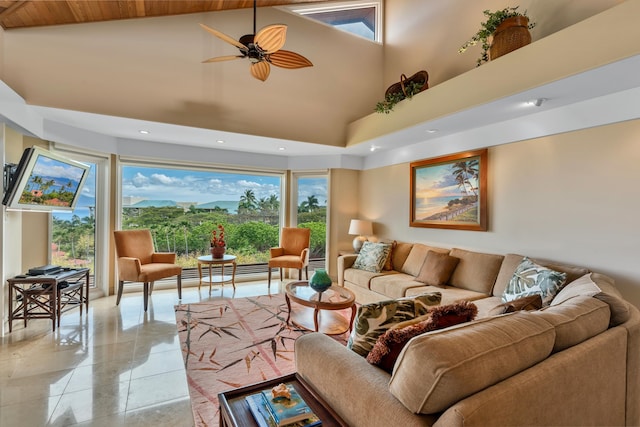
[175,293,349,427]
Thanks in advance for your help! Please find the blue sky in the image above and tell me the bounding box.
[121,165,326,205]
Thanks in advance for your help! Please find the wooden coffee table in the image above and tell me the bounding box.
[285,281,356,335]
[218,373,347,427]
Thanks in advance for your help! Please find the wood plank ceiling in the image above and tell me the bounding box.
[0,0,328,30]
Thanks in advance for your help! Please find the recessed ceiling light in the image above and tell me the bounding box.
[138,130,150,134]
[278,147,286,151]
[216,140,224,144]
[426,129,438,133]
[527,98,546,107]
[370,146,378,152]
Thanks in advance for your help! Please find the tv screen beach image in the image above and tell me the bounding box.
[18,153,87,207]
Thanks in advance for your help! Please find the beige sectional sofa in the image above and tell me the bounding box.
[294,242,640,426]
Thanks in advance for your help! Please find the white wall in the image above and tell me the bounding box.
[360,119,640,309]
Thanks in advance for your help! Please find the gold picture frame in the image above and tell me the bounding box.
[410,149,487,231]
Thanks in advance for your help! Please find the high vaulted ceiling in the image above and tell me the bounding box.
[0,1,326,30]
[0,0,638,172]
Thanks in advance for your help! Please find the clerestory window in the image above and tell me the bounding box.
[285,1,381,42]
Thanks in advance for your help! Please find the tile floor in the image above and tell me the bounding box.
[0,280,287,426]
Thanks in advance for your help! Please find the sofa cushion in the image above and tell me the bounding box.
[344,268,390,290]
[369,274,427,299]
[388,312,555,414]
[353,242,393,273]
[448,248,504,294]
[405,285,488,306]
[488,294,543,316]
[392,242,414,271]
[551,272,630,326]
[534,295,610,353]
[415,251,460,287]
[366,301,478,372]
[383,240,398,271]
[502,257,567,306]
[493,254,590,297]
[400,244,449,277]
[346,292,442,357]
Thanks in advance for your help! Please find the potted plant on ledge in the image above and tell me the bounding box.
[459,6,536,67]
[375,70,429,114]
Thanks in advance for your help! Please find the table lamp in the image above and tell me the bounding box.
[348,219,373,253]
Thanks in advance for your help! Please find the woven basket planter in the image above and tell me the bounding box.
[489,16,532,60]
[385,70,429,100]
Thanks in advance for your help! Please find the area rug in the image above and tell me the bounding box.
[175,293,349,427]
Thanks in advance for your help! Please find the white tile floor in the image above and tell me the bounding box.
[0,280,287,426]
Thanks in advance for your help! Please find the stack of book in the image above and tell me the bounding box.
[245,384,321,427]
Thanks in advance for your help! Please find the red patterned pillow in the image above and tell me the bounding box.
[366,301,478,373]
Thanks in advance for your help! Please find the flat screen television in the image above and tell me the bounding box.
[2,146,90,212]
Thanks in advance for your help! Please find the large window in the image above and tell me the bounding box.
[50,147,109,292]
[120,163,285,268]
[294,173,328,261]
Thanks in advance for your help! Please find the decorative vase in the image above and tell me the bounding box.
[489,16,532,61]
[211,245,225,259]
[309,269,332,293]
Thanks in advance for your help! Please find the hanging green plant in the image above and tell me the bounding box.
[458,6,536,67]
[375,71,429,114]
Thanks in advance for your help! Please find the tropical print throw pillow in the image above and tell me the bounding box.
[346,292,442,357]
[502,257,567,306]
[353,241,392,273]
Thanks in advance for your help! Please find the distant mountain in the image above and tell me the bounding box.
[129,200,177,208]
[195,200,238,213]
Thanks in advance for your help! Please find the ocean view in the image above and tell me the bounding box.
[415,195,460,219]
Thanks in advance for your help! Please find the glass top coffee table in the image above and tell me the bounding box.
[285,281,356,335]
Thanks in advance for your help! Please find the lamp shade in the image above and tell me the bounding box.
[348,219,373,236]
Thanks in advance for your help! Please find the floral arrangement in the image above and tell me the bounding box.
[458,6,535,66]
[210,224,225,247]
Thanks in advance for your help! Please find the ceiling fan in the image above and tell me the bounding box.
[200,0,313,82]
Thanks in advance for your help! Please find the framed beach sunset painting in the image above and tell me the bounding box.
[410,149,487,231]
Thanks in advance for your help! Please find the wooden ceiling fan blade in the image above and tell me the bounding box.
[255,24,287,53]
[268,50,313,69]
[202,55,243,63]
[250,61,271,81]
[199,23,247,50]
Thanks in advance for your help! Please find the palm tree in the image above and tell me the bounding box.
[299,195,319,212]
[238,189,257,213]
[451,160,479,197]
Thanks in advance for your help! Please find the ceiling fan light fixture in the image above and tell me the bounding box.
[199,1,312,81]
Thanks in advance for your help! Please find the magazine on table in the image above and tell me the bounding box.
[245,384,320,427]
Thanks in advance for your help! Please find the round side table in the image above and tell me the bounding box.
[197,254,237,293]
[285,280,356,335]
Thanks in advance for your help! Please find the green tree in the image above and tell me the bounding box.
[238,189,258,214]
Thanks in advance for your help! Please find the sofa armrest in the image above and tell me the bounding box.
[337,254,358,286]
[295,333,434,427]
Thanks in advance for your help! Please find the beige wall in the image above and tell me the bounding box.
[359,119,640,309]
[2,8,382,147]
[383,0,623,89]
[327,168,360,277]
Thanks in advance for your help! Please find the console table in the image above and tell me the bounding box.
[7,268,90,332]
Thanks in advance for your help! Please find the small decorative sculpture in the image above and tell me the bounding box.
[271,383,291,400]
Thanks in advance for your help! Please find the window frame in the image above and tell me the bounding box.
[282,0,382,43]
